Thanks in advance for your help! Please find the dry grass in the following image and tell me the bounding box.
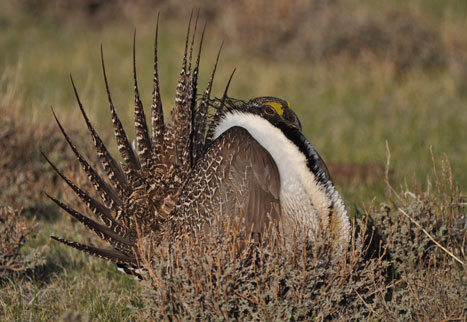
[136,216,390,320]
[132,156,465,320]
[211,1,446,70]
[0,1,465,320]
[0,67,90,216]
[1,152,461,320]
[0,70,143,319]
[370,156,467,320]
[0,207,44,275]
[10,0,467,78]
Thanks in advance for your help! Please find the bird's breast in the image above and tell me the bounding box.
[213,111,332,233]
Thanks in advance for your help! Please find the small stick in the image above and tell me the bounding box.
[398,208,465,266]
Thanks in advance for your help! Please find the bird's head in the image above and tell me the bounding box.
[246,97,302,131]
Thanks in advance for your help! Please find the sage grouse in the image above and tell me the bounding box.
[44,17,350,274]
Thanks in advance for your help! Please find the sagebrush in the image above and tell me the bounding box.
[135,157,465,320]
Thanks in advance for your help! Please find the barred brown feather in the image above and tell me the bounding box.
[193,42,222,162]
[101,47,141,173]
[45,16,349,280]
[51,236,137,265]
[46,194,134,252]
[71,75,128,196]
[51,107,122,211]
[150,13,165,157]
[41,151,120,230]
[133,31,152,172]
[171,12,195,170]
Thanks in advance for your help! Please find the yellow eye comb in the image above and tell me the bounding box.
[265,101,285,116]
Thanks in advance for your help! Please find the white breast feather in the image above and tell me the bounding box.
[213,111,335,235]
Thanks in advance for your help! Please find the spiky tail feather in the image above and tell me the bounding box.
[46,16,223,279]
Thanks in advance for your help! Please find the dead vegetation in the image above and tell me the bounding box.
[212,1,447,71]
[10,0,467,77]
[134,156,465,320]
[0,68,93,216]
[0,2,465,319]
[136,216,388,320]
[0,69,90,276]
[365,162,467,319]
[0,207,44,275]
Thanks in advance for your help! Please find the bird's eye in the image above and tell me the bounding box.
[264,105,276,115]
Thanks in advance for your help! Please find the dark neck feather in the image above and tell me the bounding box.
[274,122,332,187]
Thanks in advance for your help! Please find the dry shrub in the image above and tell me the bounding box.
[0,207,44,274]
[135,156,465,320]
[0,68,92,216]
[370,156,467,320]
[11,0,124,25]
[211,0,446,72]
[136,214,391,320]
[8,0,451,73]
[0,105,64,213]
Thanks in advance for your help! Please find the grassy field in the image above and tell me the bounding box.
[0,1,466,320]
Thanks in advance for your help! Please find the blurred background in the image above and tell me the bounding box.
[0,1,466,319]
[1,0,466,207]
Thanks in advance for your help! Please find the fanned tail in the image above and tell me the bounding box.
[71,75,128,196]
[169,10,198,170]
[101,46,141,175]
[51,236,137,266]
[46,193,134,252]
[205,68,236,145]
[51,105,122,211]
[151,13,165,158]
[41,150,126,234]
[133,30,152,172]
[188,19,206,167]
[46,15,222,278]
[193,42,222,162]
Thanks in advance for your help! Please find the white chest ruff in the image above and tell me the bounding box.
[213,111,334,234]
[280,177,321,234]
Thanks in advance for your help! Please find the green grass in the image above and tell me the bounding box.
[1,217,145,320]
[0,1,466,320]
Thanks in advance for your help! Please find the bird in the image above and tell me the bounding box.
[43,15,350,278]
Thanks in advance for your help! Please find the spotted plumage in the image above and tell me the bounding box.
[44,16,350,279]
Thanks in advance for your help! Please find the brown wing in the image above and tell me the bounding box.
[173,126,281,238]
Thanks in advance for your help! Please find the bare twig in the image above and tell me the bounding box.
[354,290,381,320]
[385,140,392,200]
[398,208,465,266]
